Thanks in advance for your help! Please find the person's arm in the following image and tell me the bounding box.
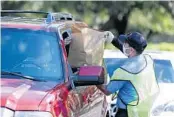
[96,85,111,95]
[97,81,126,96]
[103,31,124,52]
[111,37,123,52]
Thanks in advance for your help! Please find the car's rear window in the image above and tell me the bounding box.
[1,27,63,81]
[154,59,174,83]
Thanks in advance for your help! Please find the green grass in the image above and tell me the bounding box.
[105,42,174,51]
[147,42,174,51]
[105,43,117,50]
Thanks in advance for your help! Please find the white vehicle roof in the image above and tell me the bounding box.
[104,49,174,60]
[104,49,174,69]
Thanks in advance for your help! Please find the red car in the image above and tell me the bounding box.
[1,11,108,117]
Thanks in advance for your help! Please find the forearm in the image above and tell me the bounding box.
[96,85,111,96]
[103,31,123,52]
[97,81,126,96]
[111,37,123,52]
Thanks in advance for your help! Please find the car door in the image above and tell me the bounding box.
[84,65,108,117]
[72,85,106,117]
[76,65,108,117]
[74,86,92,116]
[83,85,107,117]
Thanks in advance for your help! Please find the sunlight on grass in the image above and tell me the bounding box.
[147,43,174,51]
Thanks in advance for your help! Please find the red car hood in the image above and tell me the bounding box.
[0,78,58,110]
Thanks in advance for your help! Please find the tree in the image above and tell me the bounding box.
[1,1,26,10]
[1,1,174,37]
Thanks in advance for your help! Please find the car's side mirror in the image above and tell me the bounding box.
[73,66,105,86]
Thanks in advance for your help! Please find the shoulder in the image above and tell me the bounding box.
[120,55,147,74]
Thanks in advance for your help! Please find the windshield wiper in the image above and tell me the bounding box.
[1,71,45,82]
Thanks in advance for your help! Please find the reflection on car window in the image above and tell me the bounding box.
[154,59,174,83]
[1,28,63,81]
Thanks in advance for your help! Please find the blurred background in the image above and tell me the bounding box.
[1,1,174,51]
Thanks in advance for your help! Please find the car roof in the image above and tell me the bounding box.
[1,19,87,32]
[1,21,64,31]
[1,11,88,32]
[1,17,76,31]
[1,11,75,30]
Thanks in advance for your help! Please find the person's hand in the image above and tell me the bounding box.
[103,31,114,43]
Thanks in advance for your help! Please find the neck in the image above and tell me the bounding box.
[128,52,138,58]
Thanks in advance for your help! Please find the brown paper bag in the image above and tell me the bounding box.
[68,26,105,68]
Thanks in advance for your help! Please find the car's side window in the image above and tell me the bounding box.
[62,31,70,40]
[62,31,71,56]
[59,28,72,55]
[154,59,174,83]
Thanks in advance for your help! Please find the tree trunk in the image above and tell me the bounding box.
[101,10,132,35]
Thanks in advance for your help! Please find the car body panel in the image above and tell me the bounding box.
[1,78,58,110]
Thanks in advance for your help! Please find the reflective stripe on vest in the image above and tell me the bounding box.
[110,54,159,117]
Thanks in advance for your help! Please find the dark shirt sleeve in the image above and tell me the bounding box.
[111,37,124,52]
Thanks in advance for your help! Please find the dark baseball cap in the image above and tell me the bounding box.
[119,32,147,54]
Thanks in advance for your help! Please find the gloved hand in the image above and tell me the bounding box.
[103,31,114,43]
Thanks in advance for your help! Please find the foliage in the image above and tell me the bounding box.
[1,1,174,45]
[129,7,174,35]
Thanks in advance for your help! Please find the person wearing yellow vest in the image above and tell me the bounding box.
[97,32,159,117]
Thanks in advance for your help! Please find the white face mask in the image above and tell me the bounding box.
[123,44,131,57]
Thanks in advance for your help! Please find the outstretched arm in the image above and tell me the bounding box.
[97,81,126,96]
[111,37,123,52]
[103,31,124,52]
[96,85,112,96]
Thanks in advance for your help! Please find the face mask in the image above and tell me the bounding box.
[123,44,131,57]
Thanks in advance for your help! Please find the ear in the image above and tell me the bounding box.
[130,47,136,54]
[130,47,134,52]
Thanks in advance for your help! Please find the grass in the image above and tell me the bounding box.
[105,42,174,51]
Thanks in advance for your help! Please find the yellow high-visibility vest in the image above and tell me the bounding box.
[110,54,159,117]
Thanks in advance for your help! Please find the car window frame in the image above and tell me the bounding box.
[57,24,71,82]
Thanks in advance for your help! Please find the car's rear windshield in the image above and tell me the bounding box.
[1,27,63,81]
